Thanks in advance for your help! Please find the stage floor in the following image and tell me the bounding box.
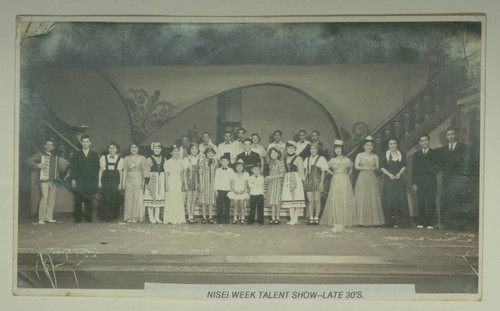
[16,216,479,294]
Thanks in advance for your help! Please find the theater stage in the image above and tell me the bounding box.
[16,216,479,294]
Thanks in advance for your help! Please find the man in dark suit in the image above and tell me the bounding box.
[71,135,100,223]
[299,130,328,159]
[411,134,439,229]
[438,127,469,230]
[236,138,262,174]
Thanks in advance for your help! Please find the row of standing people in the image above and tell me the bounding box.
[27,127,473,230]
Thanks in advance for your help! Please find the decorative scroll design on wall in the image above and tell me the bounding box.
[125,88,180,142]
[340,122,370,151]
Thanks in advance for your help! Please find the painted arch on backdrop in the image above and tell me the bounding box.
[96,69,341,143]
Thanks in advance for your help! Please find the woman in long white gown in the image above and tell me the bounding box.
[320,140,356,228]
[163,145,186,224]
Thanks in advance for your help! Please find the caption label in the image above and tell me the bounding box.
[145,283,415,301]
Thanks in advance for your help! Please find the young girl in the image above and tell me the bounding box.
[320,140,356,229]
[266,147,285,224]
[143,142,165,224]
[123,142,148,223]
[303,144,329,225]
[228,161,250,224]
[163,145,186,224]
[198,148,218,224]
[281,141,306,225]
[98,142,123,222]
[183,144,200,224]
[354,136,385,226]
[380,138,411,228]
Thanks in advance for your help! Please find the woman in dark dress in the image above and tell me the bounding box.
[97,142,123,222]
[380,138,411,228]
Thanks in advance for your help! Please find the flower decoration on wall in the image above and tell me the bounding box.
[125,88,180,142]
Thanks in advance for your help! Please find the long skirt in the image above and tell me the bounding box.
[143,171,165,208]
[354,171,385,226]
[98,170,121,221]
[163,173,186,224]
[123,172,145,222]
[320,172,356,226]
[281,172,306,209]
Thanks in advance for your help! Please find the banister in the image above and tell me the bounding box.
[346,54,479,157]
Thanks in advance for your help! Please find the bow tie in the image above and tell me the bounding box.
[110,155,115,159]
[222,168,228,170]
[225,142,230,145]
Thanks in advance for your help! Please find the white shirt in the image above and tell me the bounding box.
[449,142,457,151]
[422,148,429,155]
[232,140,245,160]
[183,155,200,169]
[217,141,236,162]
[99,154,124,170]
[214,166,235,191]
[248,174,265,195]
[296,140,310,155]
[82,148,89,157]
[304,155,329,172]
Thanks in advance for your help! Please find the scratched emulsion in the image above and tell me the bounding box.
[20,22,481,68]
[17,218,478,258]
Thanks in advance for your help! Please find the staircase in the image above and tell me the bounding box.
[347,53,480,156]
[19,89,89,217]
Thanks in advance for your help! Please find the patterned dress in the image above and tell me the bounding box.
[123,155,148,222]
[267,159,285,205]
[199,157,218,205]
[281,155,306,209]
[320,156,356,226]
[143,156,166,208]
[354,153,385,226]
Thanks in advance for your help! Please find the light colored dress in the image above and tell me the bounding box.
[251,144,267,163]
[163,158,186,224]
[267,159,285,205]
[281,155,306,209]
[143,156,165,208]
[199,157,218,205]
[320,156,356,226]
[228,172,250,200]
[123,154,148,222]
[354,153,385,226]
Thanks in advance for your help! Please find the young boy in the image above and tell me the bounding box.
[248,165,265,224]
[214,156,234,224]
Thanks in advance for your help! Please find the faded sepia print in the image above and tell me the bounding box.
[15,16,483,298]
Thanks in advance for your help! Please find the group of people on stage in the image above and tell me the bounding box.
[26,126,476,231]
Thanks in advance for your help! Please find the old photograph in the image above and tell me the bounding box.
[14,15,483,299]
